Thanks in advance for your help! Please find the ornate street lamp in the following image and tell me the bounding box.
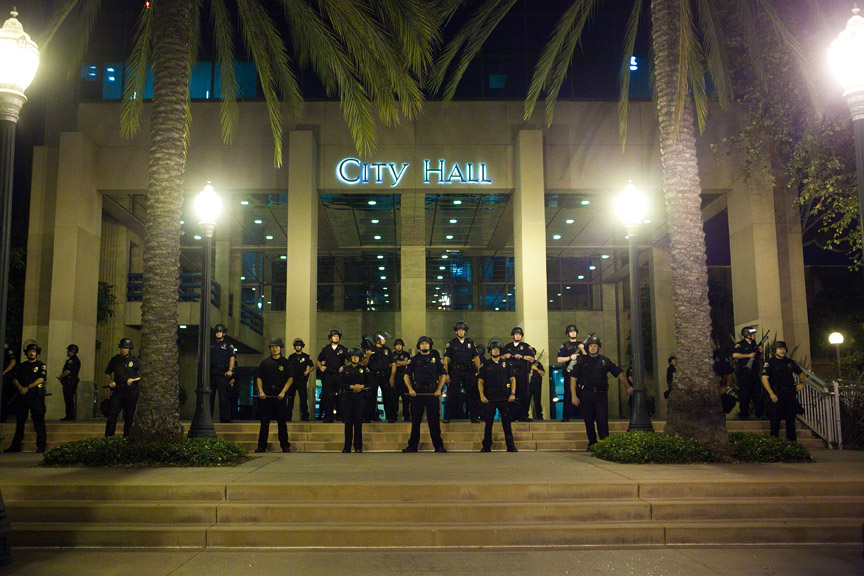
[188,183,222,438]
[829,7,864,266]
[828,332,845,380]
[0,10,39,566]
[616,181,653,432]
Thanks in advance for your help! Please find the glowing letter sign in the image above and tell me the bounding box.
[336,158,492,186]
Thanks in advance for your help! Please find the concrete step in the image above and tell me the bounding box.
[662,519,863,544]
[2,484,227,502]
[11,523,208,547]
[6,501,218,524]
[648,497,864,520]
[639,480,864,499]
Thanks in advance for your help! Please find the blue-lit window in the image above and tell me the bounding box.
[102,63,122,99]
[214,62,258,99]
[189,62,213,99]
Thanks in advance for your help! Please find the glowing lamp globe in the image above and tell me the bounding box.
[828,332,845,345]
[616,181,648,228]
[0,11,39,100]
[195,183,222,231]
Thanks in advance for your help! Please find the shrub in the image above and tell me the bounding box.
[591,431,717,464]
[729,432,812,463]
[41,437,248,467]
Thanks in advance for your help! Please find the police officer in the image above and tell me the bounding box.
[59,344,81,421]
[664,355,677,400]
[210,324,236,423]
[104,338,141,438]
[557,324,586,421]
[340,347,371,452]
[392,338,412,421]
[569,336,633,449]
[1,340,17,423]
[761,341,805,442]
[255,337,292,453]
[3,343,47,453]
[363,331,395,422]
[732,326,764,420]
[286,338,314,422]
[317,328,347,422]
[477,338,517,452]
[443,319,481,423]
[402,336,447,453]
[528,360,545,420]
[503,327,535,421]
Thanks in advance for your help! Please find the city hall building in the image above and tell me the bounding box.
[20,94,810,421]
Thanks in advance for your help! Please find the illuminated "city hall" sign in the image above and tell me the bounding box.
[336,158,493,187]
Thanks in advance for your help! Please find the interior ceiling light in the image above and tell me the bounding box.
[265,235,274,240]
[589,265,596,270]
[437,275,443,280]
[368,200,377,205]
[371,219,379,224]
[449,219,457,224]
[552,234,562,240]
[254,219,263,224]
[439,266,446,270]
[601,254,610,259]
[441,255,449,259]
[193,235,202,240]
[373,235,382,240]
[453,200,462,205]
[565,219,574,224]
[578,275,585,280]
[445,235,454,240]
[280,255,287,260]
[379,266,385,270]
[377,255,384,259]
[240,200,249,206]
[581,200,590,205]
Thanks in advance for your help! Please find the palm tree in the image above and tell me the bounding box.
[41,0,436,442]
[432,0,816,448]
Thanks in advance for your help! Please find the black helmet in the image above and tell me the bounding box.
[453,319,469,332]
[24,342,41,354]
[417,336,433,348]
[293,338,305,348]
[348,347,364,360]
[328,327,342,339]
[511,326,524,336]
[565,324,579,335]
[585,335,601,348]
[214,324,227,334]
[118,338,134,350]
[667,355,677,363]
[741,326,757,337]
[361,335,374,350]
[774,340,788,350]
[268,337,284,348]
[67,344,79,354]
[487,338,504,352]
[475,344,486,357]
[394,338,405,347]
[374,331,390,343]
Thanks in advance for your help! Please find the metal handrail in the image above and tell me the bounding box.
[798,367,842,449]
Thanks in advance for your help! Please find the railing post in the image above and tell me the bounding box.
[832,380,843,450]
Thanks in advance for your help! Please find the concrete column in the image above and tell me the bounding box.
[649,237,676,419]
[400,191,426,344]
[229,251,242,336]
[728,164,784,339]
[333,257,345,312]
[286,131,318,418]
[774,184,811,361]
[514,131,550,408]
[602,283,622,418]
[214,231,231,323]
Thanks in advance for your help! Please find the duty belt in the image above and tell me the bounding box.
[452,364,474,371]
[581,386,607,394]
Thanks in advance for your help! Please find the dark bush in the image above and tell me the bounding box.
[41,437,248,467]
[729,432,812,463]
[591,431,717,464]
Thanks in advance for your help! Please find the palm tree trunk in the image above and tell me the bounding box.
[128,0,192,443]
[651,0,727,449]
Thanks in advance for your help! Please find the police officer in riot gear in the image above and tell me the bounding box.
[3,342,48,453]
[1,340,17,423]
[104,338,141,438]
[570,336,633,449]
[363,331,395,422]
[210,324,236,423]
[529,360,545,420]
[340,347,371,452]
[402,336,447,453]
[59,344,81,421]
[762,341,805,442]
[443,319,481,423]
[557,324,585,421]
[255,338,292,453]
[477,338,517,452]
[502,327,535,421]
[286,338,314,421]
[392,338,412,421]
[733,326,764,420]
[317,328,348,422]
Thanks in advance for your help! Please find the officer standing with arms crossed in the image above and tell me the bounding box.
[363,331,395,423]
[392,338,412,421]
[317,328,347,422]
[286,338,314,421]
[104,338,141,438]
[502,327,535,422]
[1,340,16,423]
[761,341,805,442]
[443,320,481,423]
[3,342,48,453]
[340,347,371,452]
[733,326,765,420]
[477,338,517,452]
[255,338,292,453]
[557,324,585,421]
[59,344,81,421]
[570,336,633,449]
[402,336,448,453]
[210,324,236,423]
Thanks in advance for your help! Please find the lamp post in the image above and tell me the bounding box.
[828,332,844,380]
[616,181,653,432]
[829,7,864,269]
[0,11,38,567]
[188,183,222,438]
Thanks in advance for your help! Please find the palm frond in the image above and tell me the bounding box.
[188,0,203,70]
[617,0,644,148]
[674,0,706,135]
[120,2,155,140]
[375,0,438,76]
[35,0,83,49]
[735,0,766,91]
[694,0,732,107]
[210,0,240,146]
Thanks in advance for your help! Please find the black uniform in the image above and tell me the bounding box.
[664,364,675,400]
[286,351,313,421]
[366,345,394,422]
[444,337,479,421]
[557,340,583,421]
[478,357,516,451]
[404,351,446,451]
[60,354,81,420]
[340,363,371,451]
[393,349,411,420]
[104,353,141,437]
[503,341,533,421]
[8,359,48,451]
[318,343,348,422]
[209,339,236,423]
[529,361,544,420]
[1,346,16,423]
[256,355,292,451]
[734,338,764,419]
[571,354,623,446]
[762,357,803,441]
